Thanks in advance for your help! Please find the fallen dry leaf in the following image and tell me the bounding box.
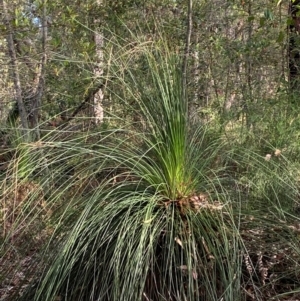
[175,237,184,248]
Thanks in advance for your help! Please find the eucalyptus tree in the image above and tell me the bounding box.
[1,0,29,133]
[0,0,48,140]
[92,0,104,124]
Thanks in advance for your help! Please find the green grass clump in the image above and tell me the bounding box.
[2,41,300,301]
[17,44,242,301]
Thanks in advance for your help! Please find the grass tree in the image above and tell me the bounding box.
[11,42,300,301]
[23,44,241,301]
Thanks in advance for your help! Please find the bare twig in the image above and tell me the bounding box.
[69,84,104,121]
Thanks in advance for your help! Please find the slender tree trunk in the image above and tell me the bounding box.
[182,0,193,119]
[289,0,300,91]
[28,1,48,139]
[1,0,29,139]
[243,0,253,130]
[93,0,104,124]
[190,34,200,122]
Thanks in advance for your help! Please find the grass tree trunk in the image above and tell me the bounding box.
[289,0,300,91]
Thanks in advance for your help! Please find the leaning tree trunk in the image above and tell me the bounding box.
[289,0,300,91]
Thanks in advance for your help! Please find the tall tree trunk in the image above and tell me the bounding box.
[28,0,48,140]
[289,0,300,91]
[93,0,104,124]
[1,0,29,139]
[182,0,193,119]
[245,0,253,129]
[190,34,200,122]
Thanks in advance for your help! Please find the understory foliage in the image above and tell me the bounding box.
[1,42,300,301]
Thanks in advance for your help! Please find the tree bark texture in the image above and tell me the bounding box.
[182,0,193,90]
[93,0,104,124]
[289,0,300,90]
[1,0,29,137]
[28,1,48,137]
[182,0,193,121]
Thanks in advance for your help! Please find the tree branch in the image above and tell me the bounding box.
[68,84,104,121]
[49,84,104,127]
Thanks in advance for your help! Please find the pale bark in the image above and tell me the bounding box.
[190,34,200,122]
[28,1,48,139]
[1,0,29,138]
[182,0,193,91]
[93,0,104,124]
[182,0,193,122]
